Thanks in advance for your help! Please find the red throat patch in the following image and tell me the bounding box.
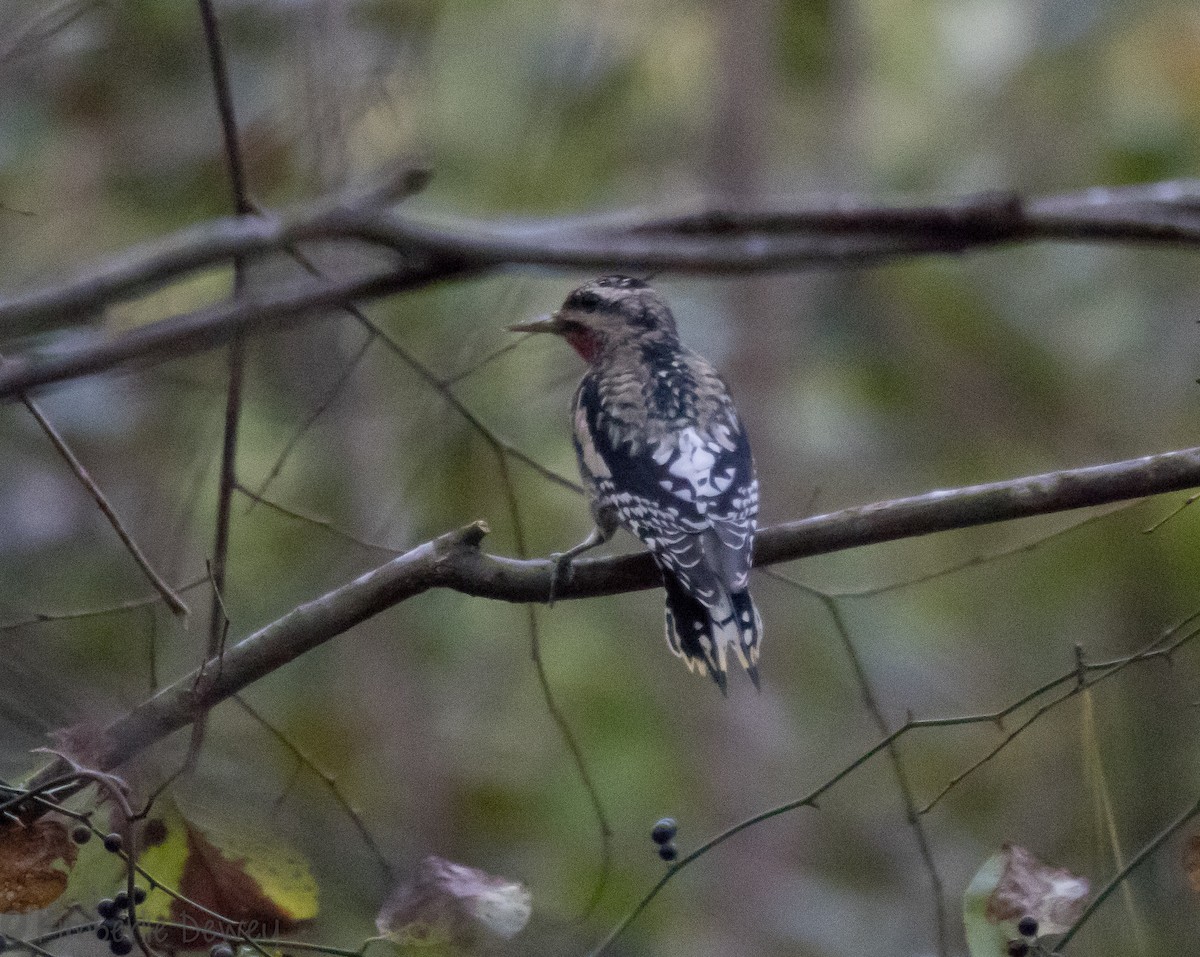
[565,327,603,364]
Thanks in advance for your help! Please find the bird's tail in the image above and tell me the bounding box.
[663,574,763,694]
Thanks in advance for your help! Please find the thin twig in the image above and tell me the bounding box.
[235,482,401,554]
[920,617,1200,815]
[494,452,612,919]
[357,313,584,496]
[585,608,1200,957]
[195,0,254,781]
[18,393,188,615]
[1051,794,1200,952]
[832,503,1135,599]
[837,598,948,957]
[440,336,528,386]
[232,695,394,881]
[0,574,208,634]
[774,573,949,956]
[228,240,606,908]
[247,328,377,506]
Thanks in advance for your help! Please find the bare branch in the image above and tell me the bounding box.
[0,574,208,633]
[86,522,484,773]
[753,446,1200,569]
[5,180,1200,396]
[1051,793,1200,952]
[194,0,256,785]
[12,441,1193,787]
[0,265,459,399]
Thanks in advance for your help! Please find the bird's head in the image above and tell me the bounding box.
[510,275,679,364]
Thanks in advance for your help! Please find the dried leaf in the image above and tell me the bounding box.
[964,844,1089,957]
[137,803,317,950]
[984,844,1089,932]
[377,856,532,950]
[0,819,78,913]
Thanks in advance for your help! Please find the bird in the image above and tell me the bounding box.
[510,275,763,693]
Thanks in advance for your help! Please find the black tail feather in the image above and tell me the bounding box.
[663,573,761,693]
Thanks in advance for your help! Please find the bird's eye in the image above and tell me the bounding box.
[569,290,602,310]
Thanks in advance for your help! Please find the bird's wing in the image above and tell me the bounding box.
[574,381,757,602]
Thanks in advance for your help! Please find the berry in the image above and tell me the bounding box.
[97,898,118,919]
[1017,916,1038,938]
[103,832,124,854]
[0,935,9,953]
[110,937,133,956]
[133,886,147,904]
[71,825,92,844]
[113,891,129,910]
[210,944,236,957]
[96,920,120,941]
[1006,940,1029,957]
[657,842,678,863]
[651,818,677,845]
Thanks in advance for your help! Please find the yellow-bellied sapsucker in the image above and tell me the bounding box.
[512,276,763,693]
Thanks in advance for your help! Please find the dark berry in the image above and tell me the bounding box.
[1006,940,1029,957]
[113,891,129,910]
[142,817,168,847]
[97,898,119,919]
[71,825,92,844]
[651,818,677,845]
[657,842,678,862]
[110,937,133,956]
[1017,916,1038,938]
[133,886,147,904]
[0,935,7,954]
[210,944,236,957]
[96,920,120,941]
[102,832,123,854]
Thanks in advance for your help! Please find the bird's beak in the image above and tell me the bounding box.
[508,312,564,334]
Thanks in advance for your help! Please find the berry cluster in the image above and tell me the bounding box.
[1006,915,1040,956]
[95,887,147,956]
[69,825,125,854]
[651,818,679,863]
[210,944,236,957]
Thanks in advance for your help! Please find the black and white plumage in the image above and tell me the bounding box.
[511,275,763,693]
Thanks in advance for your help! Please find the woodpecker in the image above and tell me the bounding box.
[511,276,763,693]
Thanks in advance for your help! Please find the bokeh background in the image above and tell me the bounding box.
[3,1,1200,955]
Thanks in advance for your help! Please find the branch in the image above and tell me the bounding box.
[445,444,1200,602]
[5,179,1200,394]
[0,265,457,399]
[195,0,254,775]
[85,522,486,773]
[1052,793,1200,951]
[14,442,1192,786]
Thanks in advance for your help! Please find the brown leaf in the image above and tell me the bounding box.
[377,855,532,949]
[985,843,1089,934]
[163,823,307,947]
[0,819,78,913]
